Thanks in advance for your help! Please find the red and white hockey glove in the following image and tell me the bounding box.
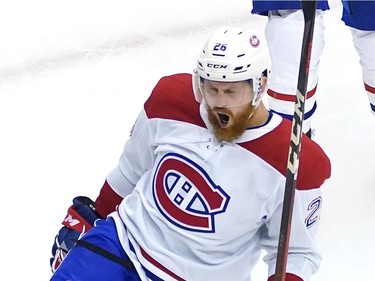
[50,196,103,272]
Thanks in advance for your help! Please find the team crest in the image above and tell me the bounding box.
[153,153,230,233]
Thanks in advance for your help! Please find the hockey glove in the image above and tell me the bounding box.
[50,196,103,272]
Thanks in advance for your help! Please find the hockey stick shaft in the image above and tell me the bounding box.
[274,1,317,281]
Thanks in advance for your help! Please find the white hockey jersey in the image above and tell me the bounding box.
[106,73,331,281]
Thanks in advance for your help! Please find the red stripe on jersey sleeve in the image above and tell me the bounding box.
[95,180,124,217]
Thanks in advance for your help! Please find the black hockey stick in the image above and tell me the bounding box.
[274,1,317,281]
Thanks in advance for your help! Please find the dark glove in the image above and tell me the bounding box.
[50,196,103,272]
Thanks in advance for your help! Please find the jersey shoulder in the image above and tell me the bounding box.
[240,118,331,190]
[144,73,205,127]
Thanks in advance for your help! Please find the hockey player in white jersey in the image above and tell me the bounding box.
[50,26,331,281]
[341,0,375,116]
[251,0,329,137]
[251,0,375,136]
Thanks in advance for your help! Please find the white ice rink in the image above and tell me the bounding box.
[1,0,374,280]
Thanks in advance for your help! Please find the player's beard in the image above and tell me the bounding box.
[207,104,253,142]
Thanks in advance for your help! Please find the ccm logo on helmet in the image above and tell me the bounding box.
[207,63,228,69]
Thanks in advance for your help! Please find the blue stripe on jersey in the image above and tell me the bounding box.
[269,101,317,121]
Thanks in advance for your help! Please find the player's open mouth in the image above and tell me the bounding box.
[217,112,230,128]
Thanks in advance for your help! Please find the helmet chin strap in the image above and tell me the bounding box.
[247,104,258,120]
[248,80,267,120]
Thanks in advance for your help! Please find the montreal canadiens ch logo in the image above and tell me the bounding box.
[153,153,230,233]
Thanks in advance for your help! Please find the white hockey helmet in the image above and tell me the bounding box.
[193,26,270,107]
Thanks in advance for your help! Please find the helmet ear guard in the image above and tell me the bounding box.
[192,69,203,103]
[251,70,268,109]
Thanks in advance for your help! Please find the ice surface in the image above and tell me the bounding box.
[1,0,374,280]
